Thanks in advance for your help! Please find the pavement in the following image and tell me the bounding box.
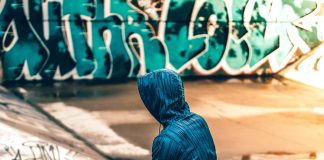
[0,86,106,160]
[5,77,324,159]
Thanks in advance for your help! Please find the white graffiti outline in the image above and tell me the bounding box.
[2,20,19,52]
[2,0,324,80]
[191,0,233,75]
[61,1,95,80]
[240,0,281,74]
[0,0,6,15]
[128,33,146,75]
[158,0,209,73]
[126,0,172,75]
[268,0,323,73]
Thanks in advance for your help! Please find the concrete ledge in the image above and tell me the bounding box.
[0,86,106,159]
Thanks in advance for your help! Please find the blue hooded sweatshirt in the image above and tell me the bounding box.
[137,69,217,160]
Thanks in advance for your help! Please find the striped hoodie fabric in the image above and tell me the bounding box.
[138,69,217,160]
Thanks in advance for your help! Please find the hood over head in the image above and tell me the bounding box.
[137,69,190,126]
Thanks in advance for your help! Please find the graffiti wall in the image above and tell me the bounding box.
[0,0,323,81]
[0,86,105,159]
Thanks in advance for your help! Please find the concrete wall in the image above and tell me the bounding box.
[0,86,105,159]
[0,0,323,81]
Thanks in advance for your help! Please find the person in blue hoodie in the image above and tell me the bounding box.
[137,69,217,160]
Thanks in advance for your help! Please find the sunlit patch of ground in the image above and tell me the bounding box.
[42,102,150,159]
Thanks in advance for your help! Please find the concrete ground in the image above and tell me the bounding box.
[7,77,324,159]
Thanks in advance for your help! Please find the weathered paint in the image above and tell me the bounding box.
[0,0,323,81]
[0,86,105,159]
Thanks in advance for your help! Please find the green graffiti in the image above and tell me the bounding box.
[0,0,323,81]
[271,0,317,70]
[111,0,166,75]
[29,1,76,79]
[62,0,95,78]
[1,0,48,80]
[162,0,207,71]
[245,0,280,69]
[193,0,229,72]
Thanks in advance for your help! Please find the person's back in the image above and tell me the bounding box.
[137,69,217,160]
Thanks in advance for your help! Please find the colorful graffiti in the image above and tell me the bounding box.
[283,42,324,89]
[0,0,323,81]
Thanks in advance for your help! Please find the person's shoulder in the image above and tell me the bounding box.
[152,133,186,159]
[190,112,204,118]
[153,133,182,146]
[189,112,208,123]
